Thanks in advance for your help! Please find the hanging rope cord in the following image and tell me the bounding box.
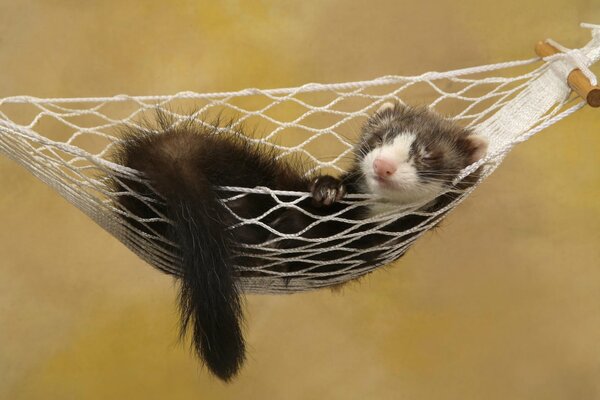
[0,24,598,293]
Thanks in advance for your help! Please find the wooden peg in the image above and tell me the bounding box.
[535,40,600,107]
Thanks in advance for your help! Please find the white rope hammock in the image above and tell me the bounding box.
[1,24,598,294]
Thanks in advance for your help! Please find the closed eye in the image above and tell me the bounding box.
[421,152,441,162]
[421,151,433,160]
[373,131,385,142]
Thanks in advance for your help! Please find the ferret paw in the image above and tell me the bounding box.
[310,176,346,207]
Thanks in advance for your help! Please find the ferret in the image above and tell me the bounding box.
[110,102,488,382]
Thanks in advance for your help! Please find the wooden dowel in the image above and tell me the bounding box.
[535,40,600,107]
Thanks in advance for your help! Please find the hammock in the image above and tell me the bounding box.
[1,24,598,294]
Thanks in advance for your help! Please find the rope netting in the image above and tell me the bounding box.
[1,25,598,294]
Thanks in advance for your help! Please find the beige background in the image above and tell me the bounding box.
[1,1,599,399]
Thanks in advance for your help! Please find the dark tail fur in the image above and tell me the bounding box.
[113,126,245,381]
[174,187,245,381]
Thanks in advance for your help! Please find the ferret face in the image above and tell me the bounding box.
[356,102,488,205]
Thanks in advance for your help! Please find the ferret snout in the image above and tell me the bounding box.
[373,158,397,178]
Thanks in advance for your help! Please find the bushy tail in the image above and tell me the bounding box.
[113,126,246,381]
[173,188,246,381]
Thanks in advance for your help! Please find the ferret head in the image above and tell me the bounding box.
[355,102,488,205]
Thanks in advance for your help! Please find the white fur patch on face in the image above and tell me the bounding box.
[360,132,445,209]
[386,133,414,164]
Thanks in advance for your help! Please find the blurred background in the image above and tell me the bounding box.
[0,1,599,399]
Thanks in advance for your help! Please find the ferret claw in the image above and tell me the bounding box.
[310,176,346,207]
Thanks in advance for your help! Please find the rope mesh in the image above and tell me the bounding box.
[1,27,598,294]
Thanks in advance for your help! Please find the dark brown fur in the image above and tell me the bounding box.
[111,117,313,381]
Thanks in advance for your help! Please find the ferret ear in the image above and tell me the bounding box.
[462,134,489,164]
[377,102,396,114]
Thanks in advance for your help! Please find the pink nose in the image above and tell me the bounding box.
[373,158,397,178]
